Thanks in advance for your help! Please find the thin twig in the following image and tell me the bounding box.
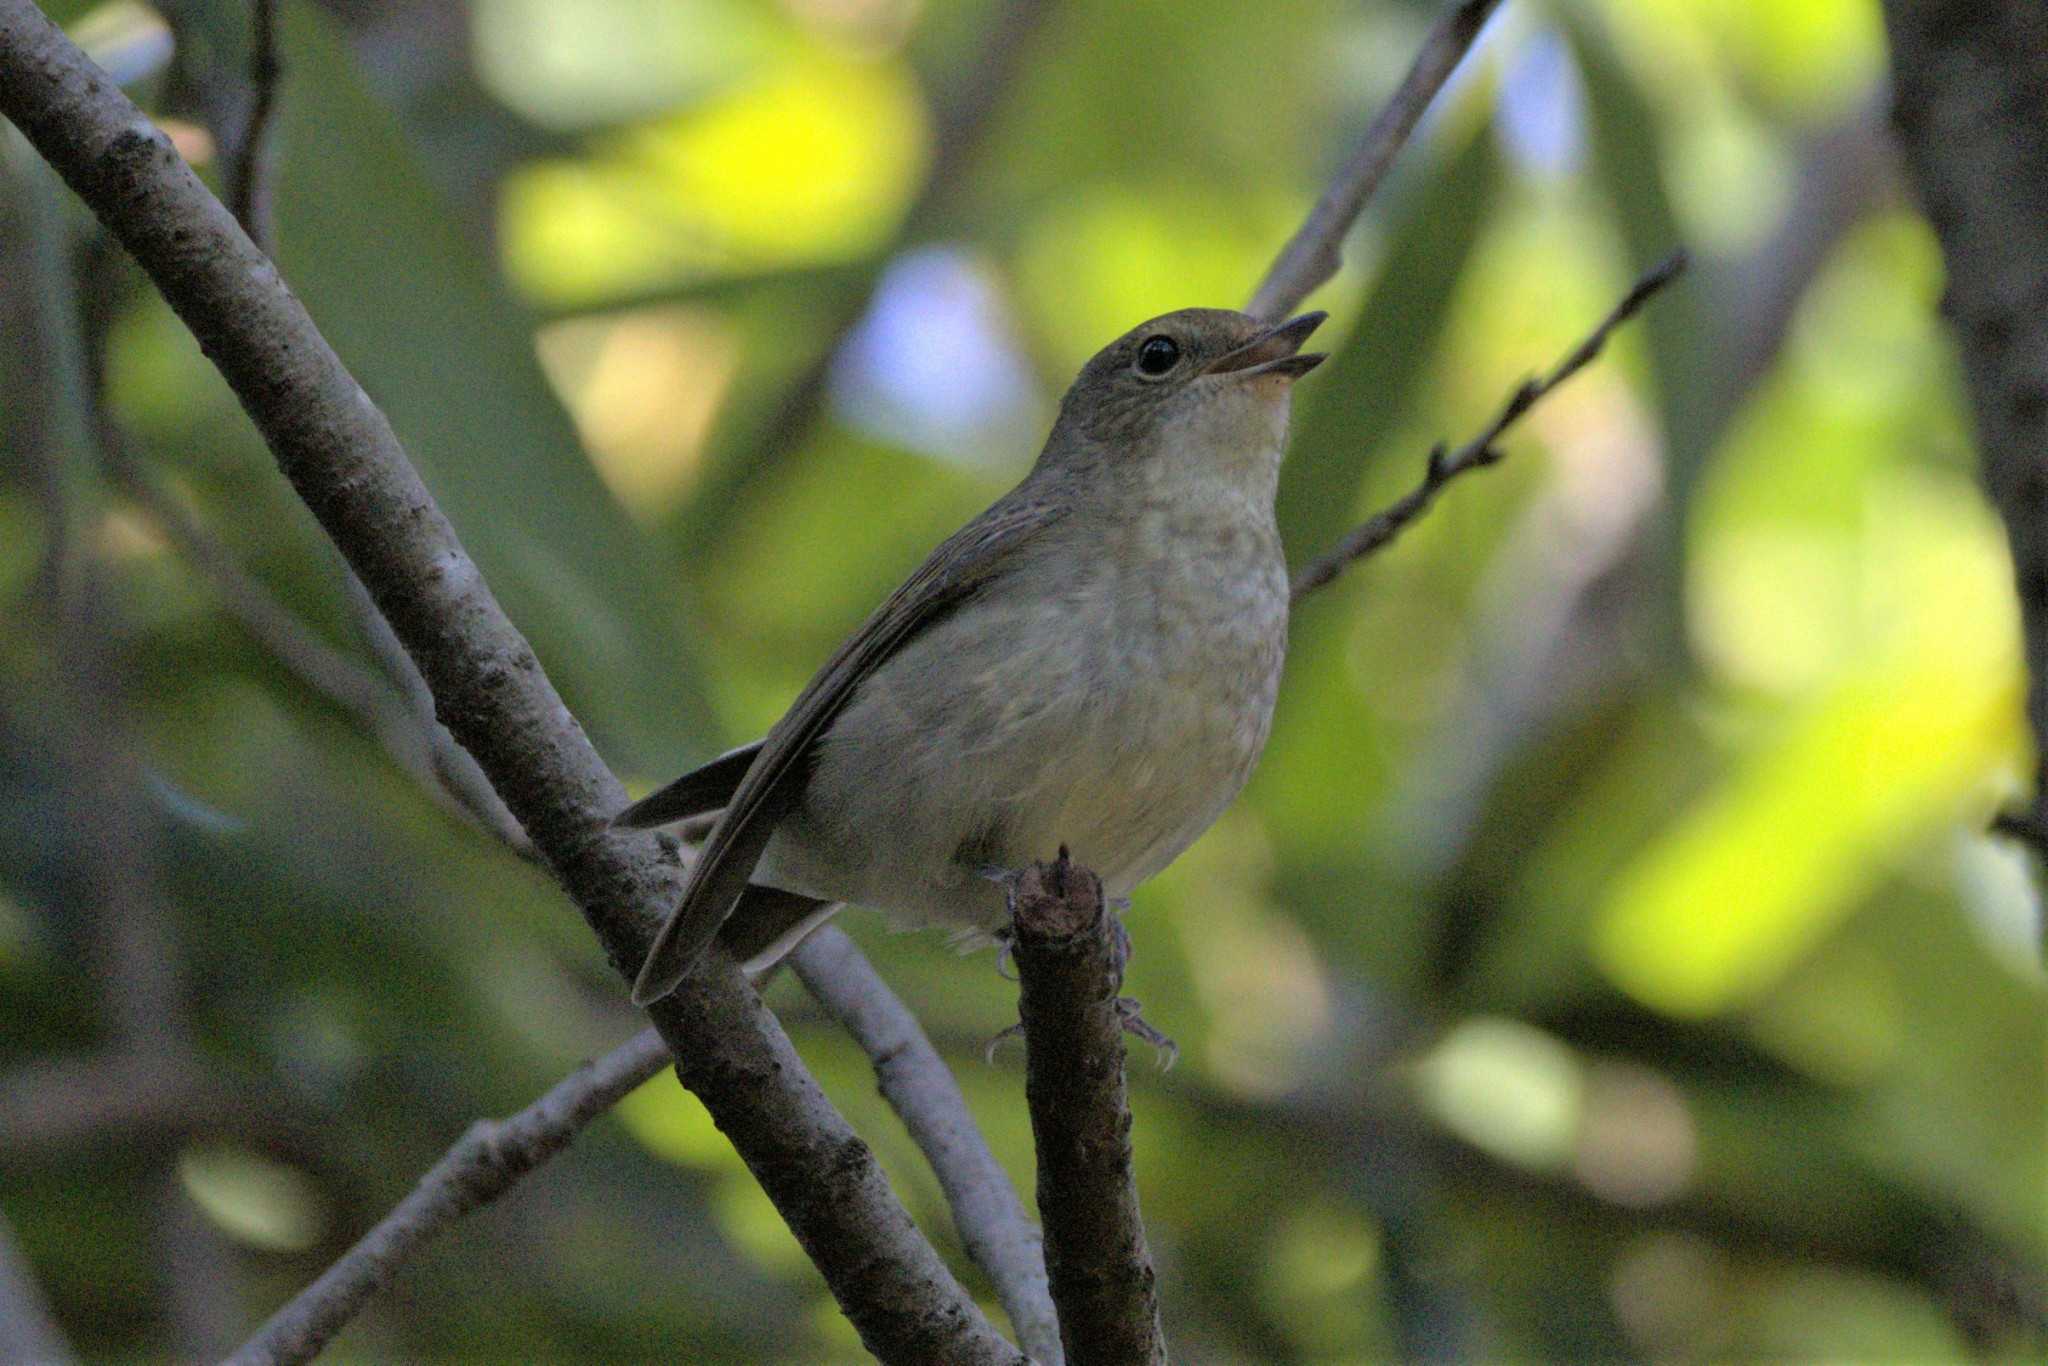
[1246,0,1504,322]
[0,9,1023,1360]
[0,1051,241,1154]
[1007,853,1166,1366]
[229,1029,672,1366]
[792,927,1063,1366]
[226,0,279,253]
[1291,250,1689,601]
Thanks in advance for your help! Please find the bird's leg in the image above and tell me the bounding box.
[979,860,1175,1066]
[978,865,1025,981]
[1097,897,1174,1065]
[1104,896,1134,974]
[1115,997,1179,1071]
[982,1018,1025,1065]
[989,925,1019,982]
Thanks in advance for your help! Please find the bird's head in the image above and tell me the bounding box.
[1044,308,1327,467]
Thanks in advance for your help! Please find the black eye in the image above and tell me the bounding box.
[1136,335,1180,376]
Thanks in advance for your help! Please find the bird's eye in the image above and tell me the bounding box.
[1135,335,1181,377]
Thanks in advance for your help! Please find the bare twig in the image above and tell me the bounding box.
[229,1029,670,1366]
[792,927,1063,1366]
[1245,0,1504,323]
[0,1210,73,1366]
[1291,250,1689,601]
[0,9,1021,1360]
[1008,853,1166,1366]
[225,0,279,252]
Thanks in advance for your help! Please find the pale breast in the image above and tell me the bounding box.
[759,489,1289,934]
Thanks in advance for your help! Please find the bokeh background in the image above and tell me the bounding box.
[2,0,2043,1360]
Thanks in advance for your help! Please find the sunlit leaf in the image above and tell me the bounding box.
[271,2,713,765]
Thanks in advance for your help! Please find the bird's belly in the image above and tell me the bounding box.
[757,541,1288,936]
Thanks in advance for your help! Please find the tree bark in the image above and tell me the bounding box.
[0,6,1020,1360]
[1882,1,2048,871]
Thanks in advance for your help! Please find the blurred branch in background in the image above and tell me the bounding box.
[1881,0,2048,894]
[1292,249,1688,602]
[10,114,244,1355]
[55,551,242,1360]
[0,1210,72,1366]
[224,0,278,247]
[231,1028,671,1366]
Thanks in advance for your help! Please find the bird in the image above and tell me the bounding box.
[617,306,1327,1006]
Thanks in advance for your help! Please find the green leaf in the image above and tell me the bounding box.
[269,2,712,765]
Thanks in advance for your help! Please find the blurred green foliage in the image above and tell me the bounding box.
[1,0,2041,1360]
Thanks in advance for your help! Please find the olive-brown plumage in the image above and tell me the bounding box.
[618,307,1327,1004]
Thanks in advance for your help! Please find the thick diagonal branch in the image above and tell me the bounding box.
[1009,854,1165,1366]
[0,8,1020,1361]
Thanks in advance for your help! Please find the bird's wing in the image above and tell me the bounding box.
[612,740,765,829]
[631,494,1066,1004]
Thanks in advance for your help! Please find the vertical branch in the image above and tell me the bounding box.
[1008,854,1165,1366]
[792,928,1063,1366]
[226,0,279,251]
[1881,1,2048,890]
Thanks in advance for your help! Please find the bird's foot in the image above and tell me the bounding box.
[982,1018,1025,1065]
[1115,996,1178,1070]
[1104,902,1134,975]
[989,926,1019,982]
[977,862,1022,893]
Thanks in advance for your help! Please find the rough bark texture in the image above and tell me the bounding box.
[794,928,1064,1365]
[1010,856,1166,1366]
[0,7,1020,1360]
[1882,0,2048,863]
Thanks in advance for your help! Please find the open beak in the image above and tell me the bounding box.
[1203,311,1328,381]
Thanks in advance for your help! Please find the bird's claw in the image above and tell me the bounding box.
[1116,996,1177,1070]
[982,1019,1025,1065]
[990,927,1019,982]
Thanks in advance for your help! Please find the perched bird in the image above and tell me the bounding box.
[618,307,1327,1005]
